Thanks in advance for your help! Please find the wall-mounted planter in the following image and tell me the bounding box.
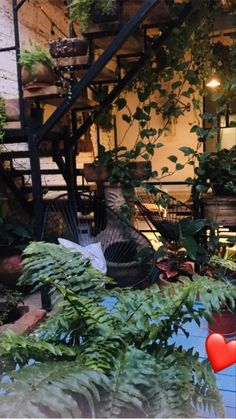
[21,63,55,88]
[49,37,88,58]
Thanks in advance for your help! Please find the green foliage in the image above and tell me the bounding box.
[0,242,235,417]
[19,42,54,75]
[69,0,114,31]
[19,241,112,292]
[0,96,6,143]
[0,289,23,326]
[0,205,33,249]
[194,145,236,195]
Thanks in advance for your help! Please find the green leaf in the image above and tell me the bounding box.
[115,98,127,111]
[122,114,131,124]
[179,147,195,156]
[168,155,178,163]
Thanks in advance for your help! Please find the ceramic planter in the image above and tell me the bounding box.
[21,62,55,88]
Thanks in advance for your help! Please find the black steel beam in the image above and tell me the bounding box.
[0,46,16,52]
[15,0,27,11]
[69,3,192,146]
[34,0,162,145]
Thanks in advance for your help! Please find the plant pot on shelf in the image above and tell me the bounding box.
[201,195,236,227]
[21,63,55,89]
[0,247,22,289]
[83,161,152,183]
[49,37,88,58]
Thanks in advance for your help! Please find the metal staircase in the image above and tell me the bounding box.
[0,0,192,238]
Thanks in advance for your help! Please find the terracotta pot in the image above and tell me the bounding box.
[84,164,110,182]
[21,62,55,87]
[0,247,22,288]
[208,310,236,337]
[49,37,88,58]
[84,161,152,182]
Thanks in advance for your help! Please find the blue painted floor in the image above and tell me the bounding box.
[170,311,236,419]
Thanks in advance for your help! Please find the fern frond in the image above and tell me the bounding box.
[19,242,112,293]
[0,361,109,418]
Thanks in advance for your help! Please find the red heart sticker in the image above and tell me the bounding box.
[206,333,236,373]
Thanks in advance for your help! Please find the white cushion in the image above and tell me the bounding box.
[58,238,107,274]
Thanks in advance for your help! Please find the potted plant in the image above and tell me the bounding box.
[155,217,209,289]
[84,145,152,218]
[194,145,236,226]
[49,37,88,59]
[202,254,236,337]
[69,0,119,32]
[19,42,55,88]
[0,206,33,289]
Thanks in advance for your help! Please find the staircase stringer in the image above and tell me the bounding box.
[33,0,163,146]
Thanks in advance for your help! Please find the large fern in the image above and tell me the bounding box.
[0,242,234,417]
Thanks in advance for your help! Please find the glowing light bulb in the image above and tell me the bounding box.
[206,78,221,88]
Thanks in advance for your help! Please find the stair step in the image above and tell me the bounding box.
[9,168,84,176]
[24,184,92,192]
[0,150,64,160]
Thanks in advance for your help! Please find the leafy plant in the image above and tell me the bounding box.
[69,0,115,31]
[0,287,23,326]
[0,241,235,417]
[194,145,236,195]
[0,96,6,144]
[0,204,33,249]
[19,42,54,75]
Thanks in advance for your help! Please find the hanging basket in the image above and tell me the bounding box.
[49,37,88,58]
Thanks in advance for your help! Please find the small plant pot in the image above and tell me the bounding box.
[49,37,88,58]
[21,63,55,88]
[208,310,236,338]
[0,247,22,289]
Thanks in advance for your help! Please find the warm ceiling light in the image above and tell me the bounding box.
[206,78,221,88]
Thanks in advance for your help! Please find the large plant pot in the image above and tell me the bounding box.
[49,37,88,58]
[21,63,55,88]
[104,240,146,288]
[201,195,236,226]
[0,247,22,289]
[84,161,152,182]
[208,310,236,337]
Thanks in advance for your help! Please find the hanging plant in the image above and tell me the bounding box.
[69,0,115,31]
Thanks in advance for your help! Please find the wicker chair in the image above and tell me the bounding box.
[41,193,155,307]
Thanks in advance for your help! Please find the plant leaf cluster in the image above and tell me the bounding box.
[19,42,54,75]
[0,242,235,417]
